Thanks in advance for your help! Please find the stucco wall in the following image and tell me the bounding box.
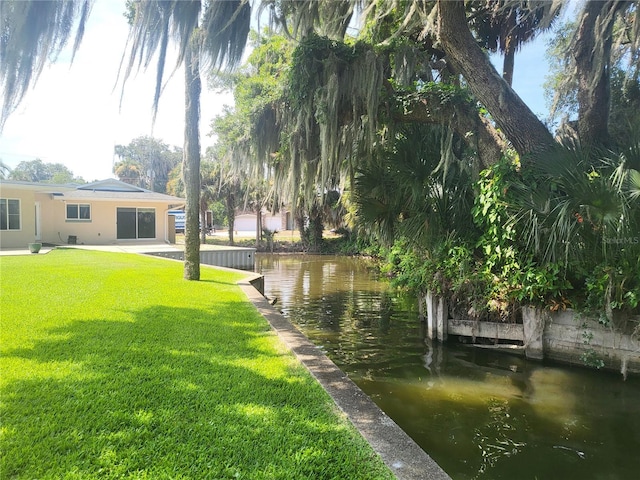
[41,200,173,245]
[0,187,36,248]
[42,199,118,244]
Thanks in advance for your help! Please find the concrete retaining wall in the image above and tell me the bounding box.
[447,318,524,342]
[423,292,640,377]
[147,246,256,270]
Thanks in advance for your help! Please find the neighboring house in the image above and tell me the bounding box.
[233,209,294,232]
[0,178,184,249]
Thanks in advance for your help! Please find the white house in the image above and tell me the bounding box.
[233,209,294,232]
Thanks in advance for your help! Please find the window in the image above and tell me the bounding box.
[0,198,21,231]
[66,203,91,220]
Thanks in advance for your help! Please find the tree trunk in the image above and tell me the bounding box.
[502,46,515,88]
[573,0,617,148]
[255,206,262,248]
[183,45,201,281]
[295,205,306,248]
[226,192,235,245]
[200,208,207,245]
[501,9,517,87]
[437,0,555,159]
[395,91,506,167]
[308,204,323,252]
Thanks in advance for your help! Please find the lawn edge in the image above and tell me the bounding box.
[237,272,451,480]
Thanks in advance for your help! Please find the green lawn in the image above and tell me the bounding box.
[0,249,393,480]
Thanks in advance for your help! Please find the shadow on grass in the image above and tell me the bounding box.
[2,304,391,479]
[198,277,247,287]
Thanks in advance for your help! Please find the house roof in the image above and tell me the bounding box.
[79,178,151,192]
[0,179,78,191]
[0,178,184,205]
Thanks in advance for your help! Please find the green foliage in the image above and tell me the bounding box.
[512,144,640,316]
[9,158,83,184]
[209,200,227,227]
[580,349,606,369]
[583,262,640,318]
[375,148,640,323]
[545,15,640,146]
[544,21,578,118]
[210,32,295,218]
[113,136,181,193]
[471,160,571,316]
[0,249,394,480]
[380,238,431,295]
[579,323,606,369]
[352,123,477,248]
[393,81,474,110]
[609,69,640,147]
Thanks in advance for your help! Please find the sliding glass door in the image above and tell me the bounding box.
[117,207,155,239]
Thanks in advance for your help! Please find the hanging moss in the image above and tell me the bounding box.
[288,34,363,110]
[280,34,387,203]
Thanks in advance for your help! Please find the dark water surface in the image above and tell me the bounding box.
[256,254,640,480]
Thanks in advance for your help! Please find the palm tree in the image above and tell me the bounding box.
[468,1,559,87]
[353,123,477,248]
[507,143,640,317]
[113,159,143,186]
[527,145,640,264]
[122,0,250,280]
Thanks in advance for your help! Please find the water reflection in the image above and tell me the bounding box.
[257,254,640,480]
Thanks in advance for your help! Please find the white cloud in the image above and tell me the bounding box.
[0,1,233,182]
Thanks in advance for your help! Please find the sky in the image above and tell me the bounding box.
[0,1,234,182]
[0,1,553,183]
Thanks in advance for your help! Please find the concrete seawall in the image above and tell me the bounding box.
[240,274,451,480]
[423,292,640,377]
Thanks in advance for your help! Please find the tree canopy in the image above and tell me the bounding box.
[8,158,84,183]
[113,136,181,193]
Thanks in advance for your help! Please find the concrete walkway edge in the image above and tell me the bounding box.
[238,277,451,480]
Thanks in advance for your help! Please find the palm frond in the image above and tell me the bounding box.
[0,0,92,130]
[119,0,250,123]
[512,143,640,267]
[628,170,640,200]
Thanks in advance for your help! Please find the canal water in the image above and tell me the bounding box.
[256,254,640,480]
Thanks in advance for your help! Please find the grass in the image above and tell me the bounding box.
[0,249,394,479]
